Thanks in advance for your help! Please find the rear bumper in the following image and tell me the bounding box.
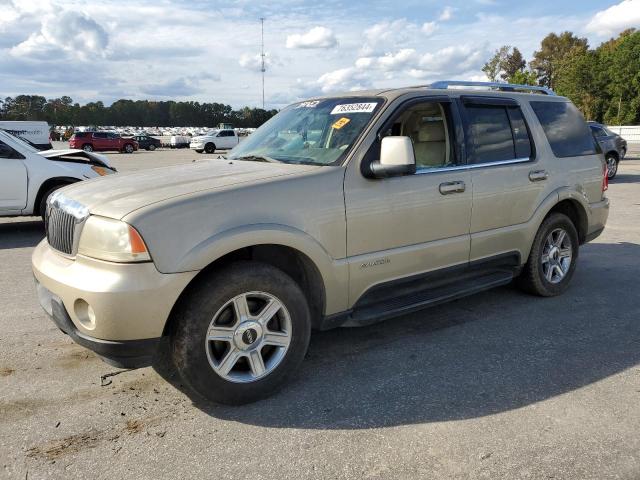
[584,198,609,243]
[36,281,161,368]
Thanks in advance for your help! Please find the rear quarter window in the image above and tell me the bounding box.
[530,101,597,158]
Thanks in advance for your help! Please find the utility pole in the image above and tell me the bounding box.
[260,17,266,110]
[617,96,622,125]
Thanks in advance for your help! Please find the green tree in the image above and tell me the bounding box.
[530,31,589,89]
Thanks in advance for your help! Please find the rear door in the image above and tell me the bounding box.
[92,132,108,150]
[460,96,549,263]
[0,139,28,211]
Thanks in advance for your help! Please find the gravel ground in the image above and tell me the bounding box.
[1,145,639,480]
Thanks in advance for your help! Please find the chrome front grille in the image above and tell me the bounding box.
[46,206,77,255]
[45,192,89,256]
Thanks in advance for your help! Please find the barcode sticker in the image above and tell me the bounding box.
[330,103,378,115]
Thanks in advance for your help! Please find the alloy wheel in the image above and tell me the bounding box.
[541,228,572,284]
[606,156,617,178]
[205,291,292,383]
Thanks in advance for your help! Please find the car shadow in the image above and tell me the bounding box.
[0,219,44,250]
[154,241,640,429]
[612,173,640,184]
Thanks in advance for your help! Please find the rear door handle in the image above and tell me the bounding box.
[439,181,466,195]
[529,170,548,182]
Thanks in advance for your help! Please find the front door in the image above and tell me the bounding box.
[0,140,28,211]
[344,98,472,306]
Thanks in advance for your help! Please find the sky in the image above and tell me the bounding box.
[0,0,639,108]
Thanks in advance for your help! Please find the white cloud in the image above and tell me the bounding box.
[439,6,455,21]
[316,67,372,93]
[360,19,421,56]
[238,52,279,72]
[286,26,338,49]
[586,0,640,36]
[421,21,438,35]
[9,10,109,60]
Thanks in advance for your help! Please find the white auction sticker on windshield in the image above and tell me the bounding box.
[330,103,378,115]
[296,100,321,108]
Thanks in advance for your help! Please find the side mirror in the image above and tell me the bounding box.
[367,136,416,178]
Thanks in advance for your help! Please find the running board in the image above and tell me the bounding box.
[345,270,514,327]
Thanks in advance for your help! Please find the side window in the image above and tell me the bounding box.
[465,104,531,163]
[379,101,455,169]
[590,126,605,137]
[530,101,597,157]
[0,140,18,159]
[93,132,107,139]
[507,108,532,159]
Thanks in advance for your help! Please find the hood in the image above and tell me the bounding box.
[41,149,113,169]
[60,158,320,219]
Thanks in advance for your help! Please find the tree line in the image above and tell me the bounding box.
[0,96,279,128]
[482,28,640,125]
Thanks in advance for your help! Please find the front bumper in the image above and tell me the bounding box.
[189,142,204,150]
[32,240,197,363]
[37,281,160,368]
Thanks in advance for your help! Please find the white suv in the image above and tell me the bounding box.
[190,129,239,153]
[0,129,115,218]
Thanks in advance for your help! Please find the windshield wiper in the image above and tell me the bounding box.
[232,155,280,163]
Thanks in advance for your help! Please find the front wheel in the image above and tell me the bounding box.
[606,154,618,179]
[82,144,93,152]
[171,262,311,405]
[204,143,216,154]
[517,213,579,297]
[148,144,156,151]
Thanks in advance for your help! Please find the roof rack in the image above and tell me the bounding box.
[429,80,556,96]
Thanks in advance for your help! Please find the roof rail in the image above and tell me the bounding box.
[429,80,556,96]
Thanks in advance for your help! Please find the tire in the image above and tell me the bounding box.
[39,185,66,219]
[195,150,204,154]
[171,261,311,405]
[124,144,134,154]
[82,144,93,152]
[605,154,618,180]
[149,144,156,151]
[517,213,579,297]
[204,143,216,154]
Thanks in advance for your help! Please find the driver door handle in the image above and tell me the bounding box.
[529,170,548,182]
[439,181,466,195]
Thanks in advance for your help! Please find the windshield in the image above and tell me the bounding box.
[228,97,383,165]
[0,129,39,153]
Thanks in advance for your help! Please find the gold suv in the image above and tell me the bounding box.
[33,81,609,404]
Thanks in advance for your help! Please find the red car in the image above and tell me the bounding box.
[69,131,138,153]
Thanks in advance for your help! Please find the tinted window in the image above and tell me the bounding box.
[465,106,515,163]
[507,108,532,159]
[530,101,597,157]
[93,132,107,138]
[0,140,16,159]
[590,125,606,137]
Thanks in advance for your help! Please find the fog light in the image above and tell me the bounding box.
[74,299,96,330]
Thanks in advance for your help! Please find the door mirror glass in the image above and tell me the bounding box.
[368,136,416,178]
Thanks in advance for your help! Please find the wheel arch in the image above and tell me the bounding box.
[33,176,81,214]
[163,243,328,336]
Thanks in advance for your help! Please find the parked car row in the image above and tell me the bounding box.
[588,121,627,180]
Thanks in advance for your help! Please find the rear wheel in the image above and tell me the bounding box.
[204,143,216,154]
[606,154,618,179]
[124,143,134,154]
[171,262,311,405]
[149,144,156,151]
[517,213,579,297]
[82,144,93,152]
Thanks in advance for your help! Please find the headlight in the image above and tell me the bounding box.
[78,216,151,262]
[91,165,114,176]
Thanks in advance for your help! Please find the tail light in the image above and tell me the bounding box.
[602,162,608,192]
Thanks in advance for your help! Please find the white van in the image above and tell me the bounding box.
[0,129,115,218]
[0,121,52,150]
